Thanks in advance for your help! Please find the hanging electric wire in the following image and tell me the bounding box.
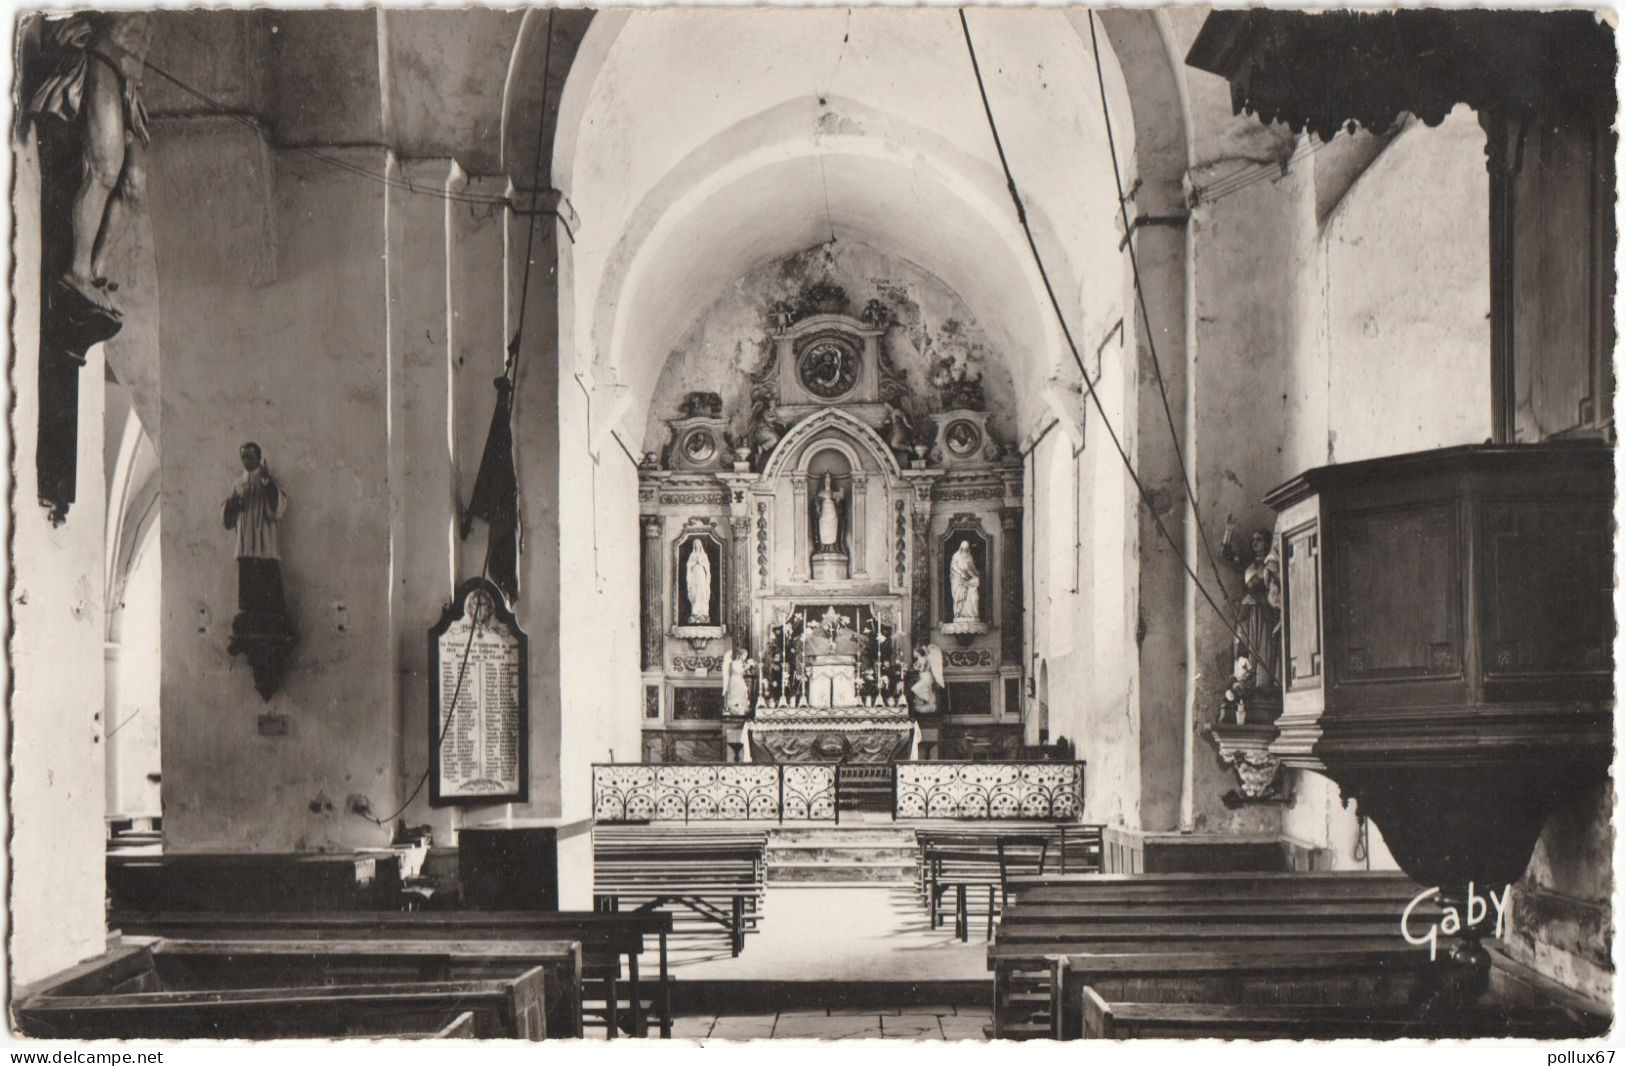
[957,10,1273,667]
[1190,129,1344,207]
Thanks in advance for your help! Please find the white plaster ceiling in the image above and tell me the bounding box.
[557,7,1138,435]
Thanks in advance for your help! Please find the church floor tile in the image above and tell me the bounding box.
[704,1014,780,1040]
[668,1016,718,1040]
[937,1015,991,1041]
[770,1015,886,1040]
[881,1013,947,1039]
[668,1004,990,1041]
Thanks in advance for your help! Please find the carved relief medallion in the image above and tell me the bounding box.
[797,337,861,399]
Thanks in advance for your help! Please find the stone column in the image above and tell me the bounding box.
[851,474,868,577]
[1001,507,1023,665]
[791,474,810,580]
[12,127,108,982]
[911,513,933,650]
[640,515,664,670]
[902,472,940,650]
[730,515,752,649]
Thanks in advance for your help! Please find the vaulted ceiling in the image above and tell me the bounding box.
[551,8,1141,435]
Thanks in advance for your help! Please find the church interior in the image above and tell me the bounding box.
[8,5,1617,1043]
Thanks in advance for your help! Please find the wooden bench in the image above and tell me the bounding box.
[988,870,1443,1038]
[425,1010,478,1038]
[1078,988,1606,1040]
[107,851,406,912]
[916,826,1103,915]
[914,827,1106,941]
[15,939,577,1039]
[593,827,768,957]
[113,909,673,1039]
[1052,948,1450,1039]
[919,835,1050,941]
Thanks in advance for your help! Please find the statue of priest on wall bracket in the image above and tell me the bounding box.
[224,441,296,700]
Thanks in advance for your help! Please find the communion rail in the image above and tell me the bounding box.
[591,764,839,824]
[590,761,1085,823]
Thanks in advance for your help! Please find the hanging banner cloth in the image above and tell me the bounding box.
[462,375,520,604]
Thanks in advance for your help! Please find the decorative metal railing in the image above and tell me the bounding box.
[591,764,837,823]
[894,761,1085,820]
[592,761,1084,823]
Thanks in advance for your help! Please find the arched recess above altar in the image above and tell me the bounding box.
[755,405,906,595]
[635,299,1030,763]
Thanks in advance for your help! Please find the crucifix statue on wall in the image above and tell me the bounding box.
[22,12,155,523]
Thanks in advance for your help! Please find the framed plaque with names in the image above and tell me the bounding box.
[429,578,529,806]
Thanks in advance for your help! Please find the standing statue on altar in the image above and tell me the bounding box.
[815,474,844,550]
[684,540,712,624]
[950,540,981,621]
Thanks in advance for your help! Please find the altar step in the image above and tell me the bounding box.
[764,827,920,885]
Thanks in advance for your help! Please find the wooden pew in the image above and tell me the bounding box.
[427,1011,478,1038]
[1052,948,1450,1039]
[16,939,577,1040]
[113,909,673,1039]
[914,826,1104,933]
[1006,869,1423,899]
[1078,988,1606,1040]
[987,870,1444,1038]
[107,851,406,912]
[593,827,768,957]
[920,835,1049,942]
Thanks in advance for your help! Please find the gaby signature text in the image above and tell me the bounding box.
[1401,882,1509,960]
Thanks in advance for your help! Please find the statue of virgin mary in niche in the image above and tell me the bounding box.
[684,539,712,624]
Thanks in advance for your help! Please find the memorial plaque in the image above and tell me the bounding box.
[429,579,528,805]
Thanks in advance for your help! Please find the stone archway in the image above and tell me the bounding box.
[528,7,1196,833]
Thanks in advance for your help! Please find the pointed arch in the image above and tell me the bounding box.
[760,406,903,484]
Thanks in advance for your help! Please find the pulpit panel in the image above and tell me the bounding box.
[1282,521,1321,691]
[1330,500,1462,685]
[1480,497,1614,695]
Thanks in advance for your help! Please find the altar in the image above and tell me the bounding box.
[743,701,919,764]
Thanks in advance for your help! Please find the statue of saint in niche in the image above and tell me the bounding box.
[684,539,713,624]
[26,12,154,319]
[950,539,982,621]
[814,474,844,552]
[224,442,290,619]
